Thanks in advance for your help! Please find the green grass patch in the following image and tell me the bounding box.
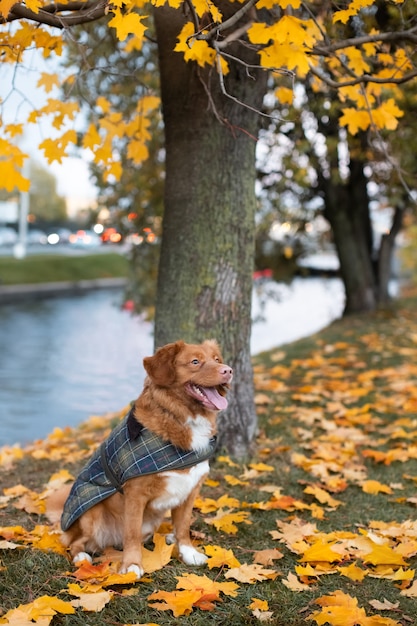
[0,253,129,285]
[1,296,417,625]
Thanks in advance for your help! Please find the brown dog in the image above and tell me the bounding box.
[47,340,233,579]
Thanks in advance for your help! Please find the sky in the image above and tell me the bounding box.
[1,48,98,212]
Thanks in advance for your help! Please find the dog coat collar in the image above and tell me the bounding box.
[61,408,217,531]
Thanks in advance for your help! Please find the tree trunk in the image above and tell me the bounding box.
[322,158,378,313]
[153,4,267,457]
[377,205,403,304]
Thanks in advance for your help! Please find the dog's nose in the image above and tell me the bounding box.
[220,366,233,377]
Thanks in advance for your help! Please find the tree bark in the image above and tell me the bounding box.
[153,4,267,456]
[377,205,404,304]
[322,158,378,313]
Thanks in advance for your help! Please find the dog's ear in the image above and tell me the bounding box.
[143,341,185,386]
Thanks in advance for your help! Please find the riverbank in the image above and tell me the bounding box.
[1,294,417,625]
[0,252,129,285]
[0,252,130,303]
[0,276,128,304]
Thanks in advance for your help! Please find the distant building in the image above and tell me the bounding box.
[0,200,18,223]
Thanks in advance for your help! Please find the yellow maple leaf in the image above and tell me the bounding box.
[175,21,216,68]
[141,533,174,574]
[371,98,404,131]
[0,0,17,18]
[339,108,370,135]
[204,508,251,534]
[37,72,60,93]
[127,138,149,165]
[249,597,269,612]
[28,595,76,619]
[362,542,407,566]
[39,130,77,164]
[204,545,241,569]
[300,539,341,563]
[361,480,392,495]
[225,563,278,583]
[176,572,239,598]
[108,10,148,43]
[337,562,367,581]
[304,485,342,507]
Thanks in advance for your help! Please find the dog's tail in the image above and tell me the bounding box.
[45,484,72,524]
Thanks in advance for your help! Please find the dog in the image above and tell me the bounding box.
[46,339,233,579]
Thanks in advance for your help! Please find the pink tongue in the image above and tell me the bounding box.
[202,387,228,410]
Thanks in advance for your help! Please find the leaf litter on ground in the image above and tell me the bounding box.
[1,296,417,624]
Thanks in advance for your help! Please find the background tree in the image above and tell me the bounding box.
[1,0,417,456]
[28,161,67,225]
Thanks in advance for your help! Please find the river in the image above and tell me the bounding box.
[0,277,345,446]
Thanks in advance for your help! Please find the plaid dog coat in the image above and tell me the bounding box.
[61,408,217,531]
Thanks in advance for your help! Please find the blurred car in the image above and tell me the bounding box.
[27,229,48,245]
[69,229,102,247]
[0,227,17,246]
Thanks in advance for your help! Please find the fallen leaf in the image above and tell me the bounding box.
[253,548,284,566]
[282,572,312,591]
[225,563,278,583]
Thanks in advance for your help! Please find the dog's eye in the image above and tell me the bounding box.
[214,356,220,362]
[191,359,200,365]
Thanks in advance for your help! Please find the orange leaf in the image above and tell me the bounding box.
[148,589,202,617]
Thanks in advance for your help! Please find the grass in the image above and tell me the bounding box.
[0,252,129,285]
[1,294,417,625]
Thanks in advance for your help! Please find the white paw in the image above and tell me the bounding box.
[120,563,144,579]
[179,545,208,566]
[73,551,92,564]
[165,533,175,545]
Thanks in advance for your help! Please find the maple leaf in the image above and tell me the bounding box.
[224,563,278,583]
[204,508,251,534]
[369,598,399,611]
[400,579,417,597]
[204,544,241,569]
[372,99,404,131]
[339,108,370,135]
[67,583,113,611]
[37,72,60,93]
[337,562,367,581]
[253,548,284,566]
[0,0,17,18]
[148,589,203,617]
[176,572,239,598]
[361,480,392,495]
[310,590,401,626]
[141,533,174,573]
[303,485,343,508]
[108,10,148,43]
[300,539,341,563]
[282,572,312,591]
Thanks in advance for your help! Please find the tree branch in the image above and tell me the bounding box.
[310,65,417,89]
[3,0,107,27]
[311,27,417,56]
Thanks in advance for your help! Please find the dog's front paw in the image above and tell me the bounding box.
[179,545,208,567]
[120,563,144,579]
[73,551,92,565]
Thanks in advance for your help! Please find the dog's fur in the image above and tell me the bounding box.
[47,339,233,579]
